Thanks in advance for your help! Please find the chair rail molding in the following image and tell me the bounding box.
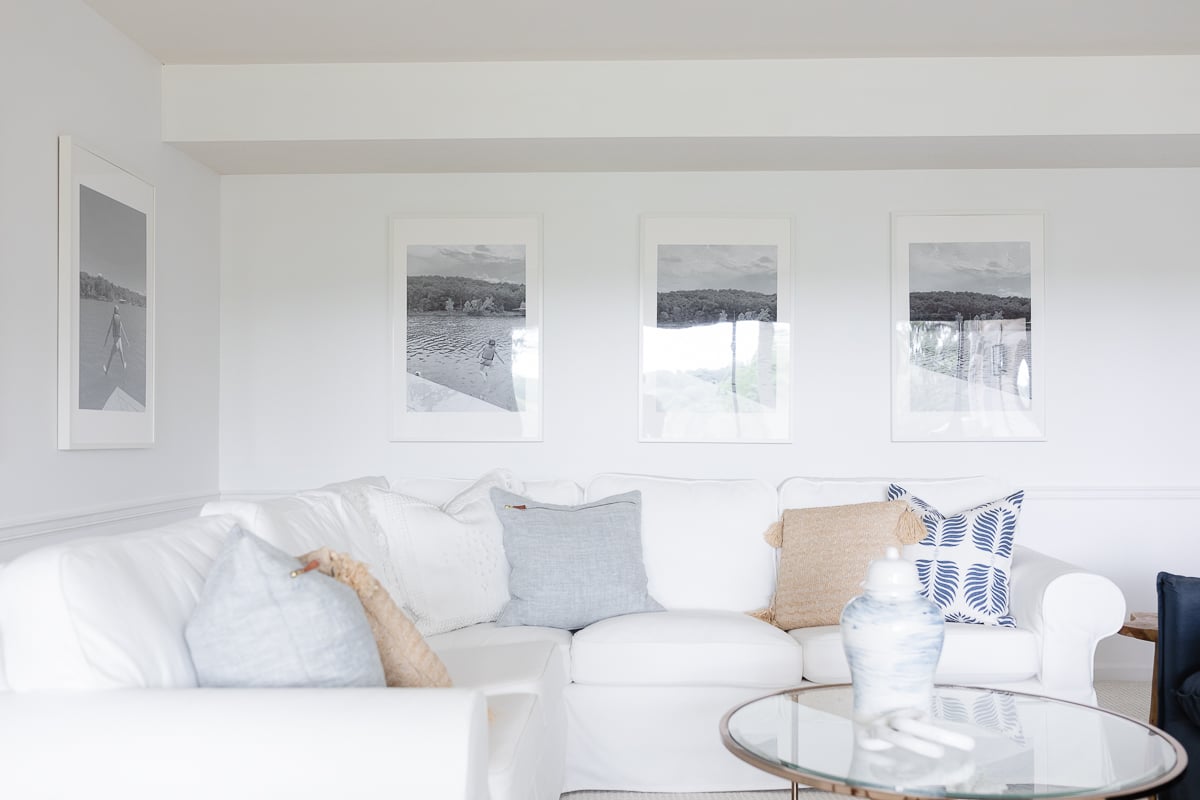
[0,492,217,544]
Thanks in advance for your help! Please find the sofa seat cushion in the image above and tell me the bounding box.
[438,641,568,702]
[571,610,803,688]
[792,622,1038,684]
[428,622,572,681]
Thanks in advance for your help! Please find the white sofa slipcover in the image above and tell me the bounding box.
[0,473,1126,799]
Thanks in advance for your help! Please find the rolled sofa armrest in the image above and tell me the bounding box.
[1009,544,1126,703]
[0,687,488,800]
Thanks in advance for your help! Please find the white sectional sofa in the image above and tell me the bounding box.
[0,473,1126,800]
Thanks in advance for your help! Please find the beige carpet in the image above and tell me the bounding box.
[561,681,1152,800]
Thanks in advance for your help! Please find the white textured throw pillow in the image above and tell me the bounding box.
[366,469,524,636]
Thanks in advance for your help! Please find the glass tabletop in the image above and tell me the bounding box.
[721,685,1186,800]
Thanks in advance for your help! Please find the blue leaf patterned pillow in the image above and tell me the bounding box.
[886,484,1025,627]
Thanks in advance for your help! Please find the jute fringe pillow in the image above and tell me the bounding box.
[301,547,453,688]
[753,500,926,630]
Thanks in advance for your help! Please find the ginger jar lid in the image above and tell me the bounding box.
[863,546,922,596]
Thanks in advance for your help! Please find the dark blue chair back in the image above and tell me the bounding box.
[1158,572,1200,800]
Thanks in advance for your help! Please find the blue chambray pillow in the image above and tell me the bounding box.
[886,485,1025,627]
[491,488,663,630]
[185,527,386,687]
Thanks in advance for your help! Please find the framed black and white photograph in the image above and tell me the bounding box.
[639,216,791,443]
[389,216,542,441]
[58,136,155,449]
[891,212,1045,441]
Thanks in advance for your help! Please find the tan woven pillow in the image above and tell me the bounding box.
[300,547,452,688]
[756,500,926,630]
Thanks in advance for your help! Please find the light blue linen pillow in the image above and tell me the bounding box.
[491,489,663,630]
[887,484,1024,627]
[185,527,386,687]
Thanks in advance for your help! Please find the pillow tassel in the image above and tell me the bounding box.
[303,547,453,689]
[748,606,776,626]
[894,506,928,545]
[762,519,784,548]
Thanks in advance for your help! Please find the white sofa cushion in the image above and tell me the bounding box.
[392,476,583,507]
[201,479,402,603]
[571,610,803,688]
[429,622,573,683]
[778,476,1015,515]
[438,641,569,701]
[792,622,1039,684]
[586,474,777,611]
[0,515,238,690]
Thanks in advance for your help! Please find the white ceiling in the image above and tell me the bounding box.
[85,0,1200,65]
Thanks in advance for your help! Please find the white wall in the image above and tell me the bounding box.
[221,168,1200,679]
[0,0,221,559]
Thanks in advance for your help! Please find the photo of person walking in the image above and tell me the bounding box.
[76,185,148,412]
[103,305,128,374]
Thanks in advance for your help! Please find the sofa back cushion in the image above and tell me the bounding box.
[778,476,1016,516]
[0,515,239,690]
[392,477,583,507]
[586,474,777,612]
[200,477,402,603]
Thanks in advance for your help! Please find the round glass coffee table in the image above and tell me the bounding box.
[721,684,1186,800]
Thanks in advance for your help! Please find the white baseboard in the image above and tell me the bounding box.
[1095,663,1155,682]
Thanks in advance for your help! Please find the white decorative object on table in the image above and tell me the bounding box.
[841,547,946,750]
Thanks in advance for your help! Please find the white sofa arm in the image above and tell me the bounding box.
[0,687,488,800]
[1009,545,1126,703]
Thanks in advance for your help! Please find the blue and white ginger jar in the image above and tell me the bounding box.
[841,546,945,744]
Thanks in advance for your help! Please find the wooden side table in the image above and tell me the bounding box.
[1119,611,1159,724]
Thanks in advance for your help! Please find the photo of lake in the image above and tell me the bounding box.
[650,243,779,414]
[405,244,527,413]
[907,241,1033,413]
[407,315,523,411]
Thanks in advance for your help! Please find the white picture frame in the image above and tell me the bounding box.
[891,211,1046,442]
[388,215,542,442]
[639,216,792,443]
[58,136,156,449]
